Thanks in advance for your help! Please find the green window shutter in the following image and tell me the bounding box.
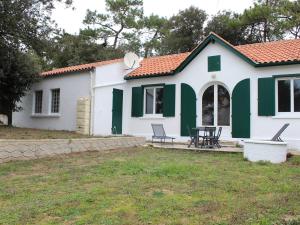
[232,79,251,138]
[131,86,143,117]
[163,84,176,117]
[258,77,275,116]
[208,55,221,72]
[181,83,196,136]
[112,89,123,134]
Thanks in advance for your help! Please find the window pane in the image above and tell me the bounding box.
[155,88,164,114]
[218,85,230,126]
[294,79,300,112]
[35,91,43,114]
[202,85,214,125]
[278,80,291,112]
[51,89,60,113]
[145,89,154,114]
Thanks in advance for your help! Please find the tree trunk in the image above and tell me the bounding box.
[113,35,119,49]
[263,0,269,42]
[144,30,159,58]
[6,110,12,126]
[144,48,149,58]
[113,25,124,49]
[263,20,268,42]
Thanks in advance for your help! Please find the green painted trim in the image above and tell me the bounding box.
[232,78,251,138]
[124,72,174,80]
[272,73,300,78]
[208,55,221,72]
[163,84,176,117]
[257,61,300,67]
[142,83,165,88]
[175,34,257,74]
[124,33,257,80]
[112,88,123,134]
[124,33,300,80]
[258,77,275,116]
[131,86,144,117]
[180,83,196,136]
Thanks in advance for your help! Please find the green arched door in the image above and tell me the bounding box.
[232,79,250,138]
[181,83,196,136]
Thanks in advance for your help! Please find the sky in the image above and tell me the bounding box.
[52,0,254,34]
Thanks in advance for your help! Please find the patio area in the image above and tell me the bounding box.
[150,141,243,153]
[150,123,300,157]
[151,124,242,153]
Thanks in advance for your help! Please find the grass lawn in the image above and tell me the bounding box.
[0,126,90,139]
[0,148,299,225]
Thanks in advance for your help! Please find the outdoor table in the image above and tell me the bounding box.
[192,127,205,148]
[192,126,216,148]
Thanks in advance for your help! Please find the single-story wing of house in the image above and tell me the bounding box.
[13,32,300,150]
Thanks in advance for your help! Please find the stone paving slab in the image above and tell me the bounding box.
[150,143,243,153]
[150,142,300,155]
[289,150,300,156]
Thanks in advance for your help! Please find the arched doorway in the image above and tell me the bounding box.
[202,84,230,126]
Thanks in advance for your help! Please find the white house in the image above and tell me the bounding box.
[13,33,300,150]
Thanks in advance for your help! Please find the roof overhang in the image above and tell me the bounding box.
[41,67,95,78]
[125,32,300,80]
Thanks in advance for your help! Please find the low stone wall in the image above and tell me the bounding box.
[0,136,146,163]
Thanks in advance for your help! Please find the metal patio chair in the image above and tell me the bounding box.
[187,125,196,148]
[151,124,175,144]
[212,127,222,148]
[271,123,290,142]
[201,127,216,148]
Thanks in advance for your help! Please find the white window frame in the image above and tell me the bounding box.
[201,84,231,127]
[49,88,60,115]
[143,86,164,117]
[32,90,43,115]
[275,77,300,117]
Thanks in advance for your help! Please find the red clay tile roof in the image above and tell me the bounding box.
[126,52,190,79]
[41,58,123,77]
[235,39,300,64]
[41,33,300,79]
[126,34,300,79]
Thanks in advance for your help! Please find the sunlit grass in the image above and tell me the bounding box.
[0,147,299,224]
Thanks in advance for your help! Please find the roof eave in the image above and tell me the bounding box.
[175,33,258,74]
[124,71,175,80]
[124,33,300,81]
[41,67,95,78]
[255,60,300,67]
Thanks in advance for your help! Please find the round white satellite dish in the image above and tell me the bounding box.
[124,52,139,69]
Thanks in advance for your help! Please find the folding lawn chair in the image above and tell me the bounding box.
[271,123,289,142]
[187,125,196,148]
[213,127,222,148]
[151,124,175,144]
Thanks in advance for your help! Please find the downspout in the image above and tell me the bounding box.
[89,69,95,136]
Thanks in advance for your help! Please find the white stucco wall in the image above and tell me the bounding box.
[11,40,300,151]
[92,41,300,150]
[92,62,127,135]
[123,76,180,139]
[122,42,256,141]
[250,65,300,150]
[13,71,91,131]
